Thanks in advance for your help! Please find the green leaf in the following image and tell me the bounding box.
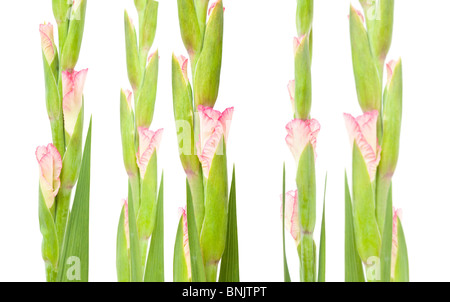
[219,165,240,282]
[349,4,382,113]
[317,174,327,282]
[186,179,206,282]
[56,118,92,282]
[173,217,189,282]
[344,171,365,282]
[394,219,409,282]
[281,163,291,282]
[380,183,393,282]
[144,173,165,282]
[116,205,130,282]
[127,180,143,282]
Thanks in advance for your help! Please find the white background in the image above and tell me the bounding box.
[0,0,449,282]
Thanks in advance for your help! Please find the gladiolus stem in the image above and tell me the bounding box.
[188,172,205,234]
[205,262,218,282]
[55,188,72,250]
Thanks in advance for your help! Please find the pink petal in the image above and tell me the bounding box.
[208,0,225,16]
[123,199,130,249]
[39,23,55,64]
[136,128,163,179]
[285,119,320,164]
[124,89,133,109]
[280,190,301,245]
[344,111,380,182]
[179,207,191,279]
[391,208,403,278]
[386,59,399,86]
[36,144,62,209]
[62,69,88,137]
[176,55,189,83]
[293,35,306,54]
[287,80,295,113]
[196,106,233,178]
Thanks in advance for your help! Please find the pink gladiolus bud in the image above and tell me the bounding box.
[39,23,56,64]
[391,208,402,278]
[36,144,62,209]
[281,190,301,245]
[62,69,88,137]
[285,119,320,164]
[136,128,163,179]
[125,89,133,110]
[123,198,130,249]
[208,0,225,16]
[179,207,191,280]
[386,59,399,87]
[176,55,189,83]
[196,105,234,178]
[344,110,381,182]
[293,35,306,54]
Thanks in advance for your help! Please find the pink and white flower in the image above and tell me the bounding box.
[36,144,62,209]
[179,207,191,279]
[285,119,320,164]
[39,23,56,64]
[62,69,88,137]
[281,190,301,245]
[343,110,381,182]
[136,127,163,179]
[196,105,234,178]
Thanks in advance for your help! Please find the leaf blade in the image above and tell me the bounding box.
[56,118,92,282]
[317,174,327,282]
[219,165,240,282]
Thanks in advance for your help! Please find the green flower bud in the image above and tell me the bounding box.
[124,10,141,92]
[136,50,159,128]
[352,143,381,263]
[360,0,394,66]
[120,89,138,179]
[296,143,316,233]
[376,59,402,233]
[296,0,314,37]
[194,0,210,38]
[177,0,203,65]
[139,0,158,61]
[116,203,130,282]
[193,0,223,108]
[172,54,205,229]
[134,0,148,13]
[294,35,312,120]
[137,152,158,267]
[200,138,228,282]
[349,5,382,114]
[60,0,87,71]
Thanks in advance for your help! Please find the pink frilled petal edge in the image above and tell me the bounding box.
[36,143,62,208]
[196,106,234,178]
[280,190,301,245]
[179,206,191,279]
[285,118,320,164]
[62,69,88,137]
[39,23,55,64]
[343,110,380,182]
[136,128,164,179]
